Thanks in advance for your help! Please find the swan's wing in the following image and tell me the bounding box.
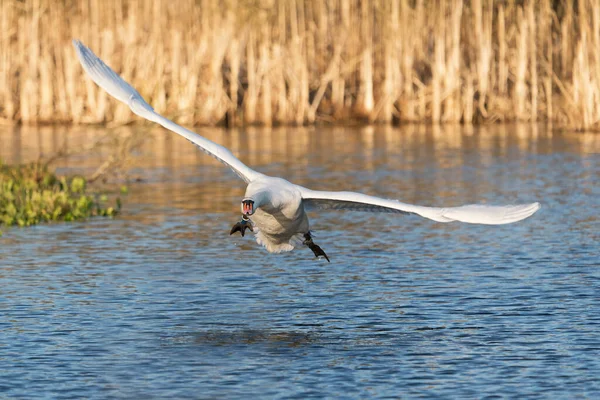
[300,187,540,225]
[72,40,262,183]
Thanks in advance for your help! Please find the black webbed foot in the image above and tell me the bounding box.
[230,216,253,237]
[304,233,330,262]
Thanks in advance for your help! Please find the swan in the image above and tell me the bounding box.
[72,40,540,262]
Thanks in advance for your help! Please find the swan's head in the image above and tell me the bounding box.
[241,199,255,216]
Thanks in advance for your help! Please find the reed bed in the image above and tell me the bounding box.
[1,0,600,130]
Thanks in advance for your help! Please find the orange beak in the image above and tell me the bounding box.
[242,200,254,215]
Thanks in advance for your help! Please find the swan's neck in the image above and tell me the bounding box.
[248,190,272,211]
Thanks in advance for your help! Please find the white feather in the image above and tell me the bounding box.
[301,188,540,225]
[72,40,261,184]
[244,177,309,253]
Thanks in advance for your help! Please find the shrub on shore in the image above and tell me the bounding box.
[0,161,119,235]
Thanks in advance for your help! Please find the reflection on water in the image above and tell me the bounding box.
[3,123,600,169]
[0,124,599,398]
[190,329,316,347]
[2,123,600,167]
[1,123,598,213]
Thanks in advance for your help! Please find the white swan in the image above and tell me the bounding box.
[73,40,540,262]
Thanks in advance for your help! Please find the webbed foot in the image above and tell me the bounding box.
[230,216,254,237]
[304,233,330,262]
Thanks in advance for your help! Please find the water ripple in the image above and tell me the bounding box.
[1,126,599,398]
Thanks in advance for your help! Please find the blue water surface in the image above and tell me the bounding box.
[1,125,599,399]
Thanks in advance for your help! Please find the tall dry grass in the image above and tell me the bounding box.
[1,0,600,130]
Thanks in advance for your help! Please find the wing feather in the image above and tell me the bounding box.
[73,40,261,183]
[300,188,540,225]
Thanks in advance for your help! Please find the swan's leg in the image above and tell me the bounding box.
[230,215,253,237]
[303,232,330,262]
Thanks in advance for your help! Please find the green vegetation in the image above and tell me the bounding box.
[0,161,121,235]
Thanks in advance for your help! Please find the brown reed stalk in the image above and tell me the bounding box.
[473,0,492,118]
[431,23,444,123]
[514,6,528,121]
[443,0,463,123]
[399,0,417,122]
[357,0,374,119]
[330,0,349,117]
[244,30,258,124]
[527,1,538,122]
[378,0,400,123]
[497,5,507,97]
[258,19,272,126]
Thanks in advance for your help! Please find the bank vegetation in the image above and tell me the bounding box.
[0,161,121,234]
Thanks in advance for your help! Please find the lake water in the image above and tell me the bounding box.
[1,124,599,398]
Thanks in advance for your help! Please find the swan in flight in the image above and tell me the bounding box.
[73,40,540,262]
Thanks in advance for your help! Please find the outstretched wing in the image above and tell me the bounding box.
[72,40,262,183]
[300,187,540,225]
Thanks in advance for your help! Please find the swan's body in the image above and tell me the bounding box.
[245,177,308,253]
[73,40,541,261]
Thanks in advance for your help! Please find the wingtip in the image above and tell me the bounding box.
[72,39,85,53]
[510,201,541,223]
[72,39,91,66]
[510,202,541,222]
[70,38,146,109]
[526,201,541,217]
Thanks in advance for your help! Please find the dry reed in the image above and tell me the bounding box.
[1,0,600,131]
